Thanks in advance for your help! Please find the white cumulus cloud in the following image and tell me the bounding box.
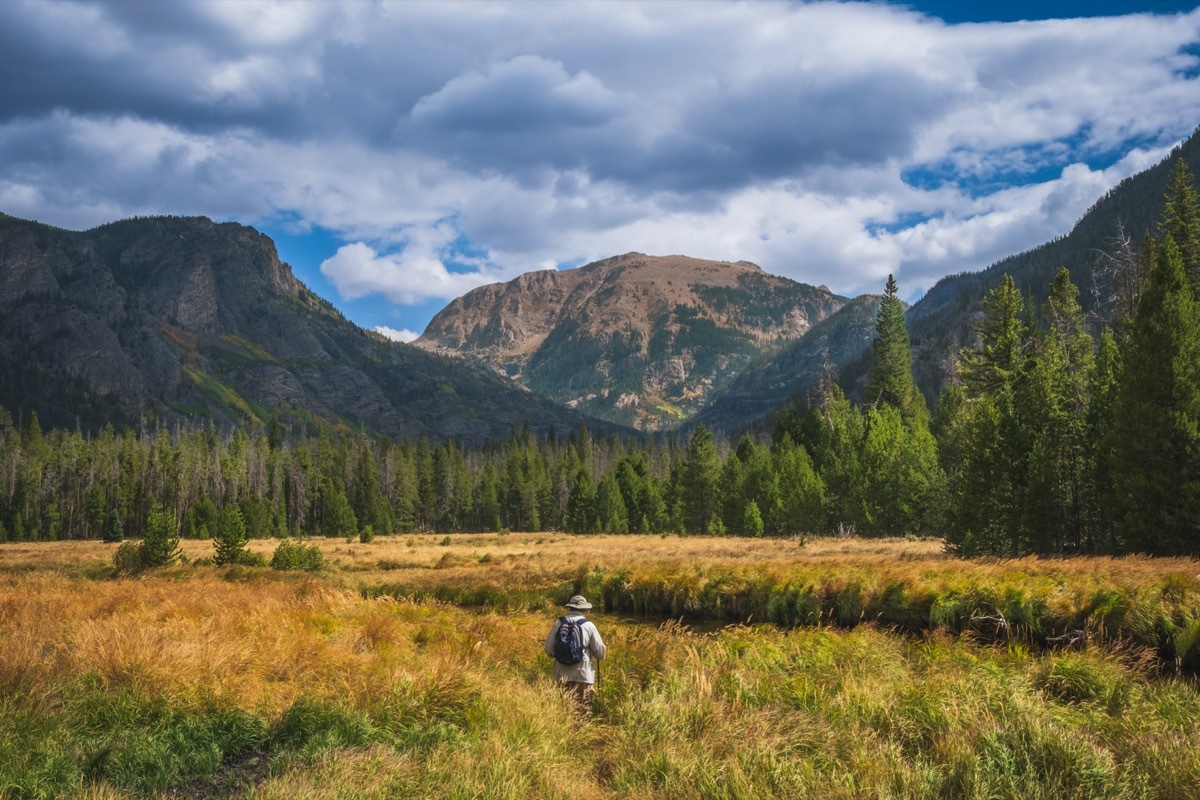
[374,326,422,343]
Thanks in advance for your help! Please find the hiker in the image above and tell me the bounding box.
[544,595,606,717]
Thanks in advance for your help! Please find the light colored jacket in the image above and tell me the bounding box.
[544,613,606,684]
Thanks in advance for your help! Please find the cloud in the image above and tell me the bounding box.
[319,237,504,305]
[410,55,620,134]
[374,325,421,343]
[0,0,1198,326]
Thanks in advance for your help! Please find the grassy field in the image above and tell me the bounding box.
[1,535,1199,798]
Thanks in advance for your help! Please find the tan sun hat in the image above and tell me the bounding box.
[564,595,593,610]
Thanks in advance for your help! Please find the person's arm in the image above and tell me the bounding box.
[587,622,606,661]
[544,619,560,658]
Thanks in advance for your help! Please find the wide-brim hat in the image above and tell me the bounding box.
[564,595,593,610]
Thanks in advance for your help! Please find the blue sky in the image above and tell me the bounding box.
[1,1,1198,340]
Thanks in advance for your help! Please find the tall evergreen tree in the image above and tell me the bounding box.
[213,504,248,565]
[680,425,722,534]
[772,438,824,535]
[1110,237,1200,555]
[595,473,629,534]
[102,507,124,543]
[1159,159,1200,289]
[140,505,181,568]
[1019,269,1094,553]
[864,274,927,425]
[1083,331,1121,553]
[958,274,1027,398]
[949,276,1031,555]
[564,465,596,534]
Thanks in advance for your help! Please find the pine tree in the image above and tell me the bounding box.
[102,507,124,543]
[772,439,824,535]
[680,425,722,534]
[1159,159,1200,289]
[477,461,502,532]
[1110,237,1200,555]
[1083,331,1121,553]
[140,505,181,568]
[864,274,927,424]
[353,446,393,536]
[213,504,248,565]
[950,276,1032,555]
[958,274,1027,398]
[595,473,629,534]
[742,500,764,538]
[808,386,867,533]
[317,479,358,538]
[564,465,596,534]
[1019,269,1095,553]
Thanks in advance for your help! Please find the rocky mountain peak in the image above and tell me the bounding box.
[415,253,846,430]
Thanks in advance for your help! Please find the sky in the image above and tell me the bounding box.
[1,1,1199,342]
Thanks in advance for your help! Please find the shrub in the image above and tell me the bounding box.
[270,539,325,571]
[112,541,143,575]
[234,550,268,568]
[359,525,375,544]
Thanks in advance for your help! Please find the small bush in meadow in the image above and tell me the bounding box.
[270,539,325,571]
[112,541,143,575]
[234,549,268,568]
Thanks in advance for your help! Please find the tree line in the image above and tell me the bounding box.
[0,163,1197,557]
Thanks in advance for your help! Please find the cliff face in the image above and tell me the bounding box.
[0,213,608,443]
[415,253,847,430]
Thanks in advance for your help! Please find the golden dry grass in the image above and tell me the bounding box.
[2,536,1199,799]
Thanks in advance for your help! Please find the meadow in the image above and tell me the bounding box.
[1,534,1199,799]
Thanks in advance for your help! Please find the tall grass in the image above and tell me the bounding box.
[1,537,1199,797]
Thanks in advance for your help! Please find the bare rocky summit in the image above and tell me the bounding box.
[415,253,847,430]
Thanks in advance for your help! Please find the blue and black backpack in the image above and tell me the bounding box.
[553,616,587,665]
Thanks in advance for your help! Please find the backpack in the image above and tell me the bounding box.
[553,616,587,665]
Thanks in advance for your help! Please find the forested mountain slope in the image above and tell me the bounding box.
[688,294,882,433]
[702,127,1200,434]
[893,127,1200,401]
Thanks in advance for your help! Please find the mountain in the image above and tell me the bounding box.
[0,213,616,444]
[414,253,848,430]
[696,127,1200,435]
[874,126,1200,404]
[688,294,883,432]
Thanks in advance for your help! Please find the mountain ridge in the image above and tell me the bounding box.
[0,212,622,444]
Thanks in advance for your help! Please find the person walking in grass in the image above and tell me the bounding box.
[545,595,606,718]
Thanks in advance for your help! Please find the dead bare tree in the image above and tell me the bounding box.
[1090,220,1140,334]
